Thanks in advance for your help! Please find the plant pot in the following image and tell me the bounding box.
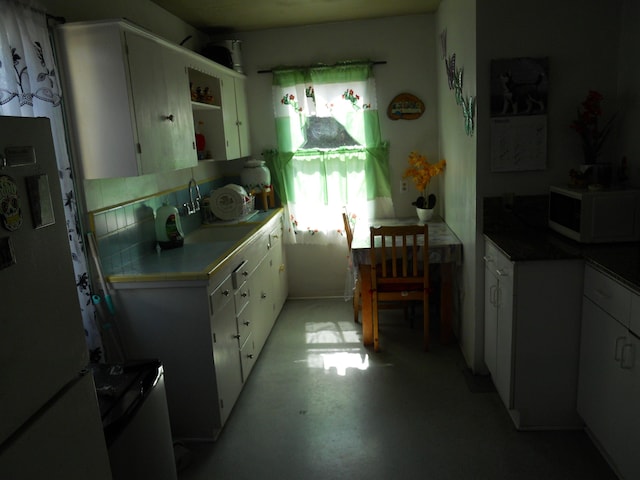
[416,207,434,222]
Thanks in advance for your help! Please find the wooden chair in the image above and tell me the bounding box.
[369,224,430,352]
[342,211,361,323]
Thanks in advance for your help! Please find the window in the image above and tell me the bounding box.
[265,62,394,246]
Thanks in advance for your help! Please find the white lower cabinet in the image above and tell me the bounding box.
[578,264,640,479]
[483,236,584,429]
[113,212,286,440]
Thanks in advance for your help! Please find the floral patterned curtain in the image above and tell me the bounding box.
[0,0,104,361]
[264,62,394,246]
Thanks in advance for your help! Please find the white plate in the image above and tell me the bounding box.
[210,184,248,220]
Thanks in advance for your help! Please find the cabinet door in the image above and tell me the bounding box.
[484,265,498,379]
[218,76,251,160]
[234,76,251,157]
[495,263,514,409]
[210,276,243,426]
[220,76,242,160]
[125,32,196,174]
[578,297,629,472]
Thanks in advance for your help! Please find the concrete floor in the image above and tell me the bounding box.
[177,298,616,480]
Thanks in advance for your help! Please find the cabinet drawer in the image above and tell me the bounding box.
[484,239,513,278]
[240,333,256,382]
[236,306,251,347]
[241,237,265,276]
[234,281,250,314]
[268,225,282,251]
[232,260,250,288]
[584,264,631,327]
[210,274,233,316]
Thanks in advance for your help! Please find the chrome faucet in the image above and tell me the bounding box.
[185,178,201,215]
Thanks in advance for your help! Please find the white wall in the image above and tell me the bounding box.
[222,15,439,297]
[435,0,479,370]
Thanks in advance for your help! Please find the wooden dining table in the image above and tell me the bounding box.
[350,216,463,346]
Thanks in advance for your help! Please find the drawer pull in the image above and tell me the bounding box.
[233,334,241,339]
[615,336,626,361]
[246,354,254,359]
[621,343,635,369]
[241,292,248,298]
[242,271,249,277]
[221,289,230,296]
[243,320,251,326]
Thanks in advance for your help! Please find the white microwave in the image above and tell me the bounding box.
[548,185,640,243]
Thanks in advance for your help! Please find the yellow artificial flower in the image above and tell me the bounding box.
[403,151,446,196]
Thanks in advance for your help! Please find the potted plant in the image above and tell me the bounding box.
[570,90,615,187]
[403,151,446,220]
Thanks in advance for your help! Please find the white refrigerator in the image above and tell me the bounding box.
[0,116,111,478]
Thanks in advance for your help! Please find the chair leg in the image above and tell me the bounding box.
[423,293,430,351]
[353,278,361,323]
[372,292,380,352]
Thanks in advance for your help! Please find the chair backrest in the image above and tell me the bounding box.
[369,224,429,289]
[342,211,354,249]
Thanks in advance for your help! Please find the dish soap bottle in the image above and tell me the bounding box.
[155,204,184,250]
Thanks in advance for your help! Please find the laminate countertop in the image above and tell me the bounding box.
[485,227,640,293]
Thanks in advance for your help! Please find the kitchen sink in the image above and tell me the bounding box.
[184,223,258,245]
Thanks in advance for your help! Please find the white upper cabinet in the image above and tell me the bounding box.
[56,20,251,178]
[56,21,197,178]
[124,32,197,174]
[220,76,251,160]
[187,57,251,161]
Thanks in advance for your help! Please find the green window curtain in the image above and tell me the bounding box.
[265,62,395,246]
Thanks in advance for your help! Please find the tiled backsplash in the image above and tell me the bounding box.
[91,177,233,275]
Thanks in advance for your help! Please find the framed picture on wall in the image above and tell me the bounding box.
[489,57,549,172]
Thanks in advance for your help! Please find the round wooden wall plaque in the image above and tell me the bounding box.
[387,93,425,120]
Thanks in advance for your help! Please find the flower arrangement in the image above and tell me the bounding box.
[570,90,616,164]
[403,151,446,209]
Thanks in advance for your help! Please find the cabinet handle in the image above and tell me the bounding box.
[163,114,175,122]
[496,268,507,277]
[242,271,249,277]
[241,292,248,298]
[243,321,251,326]
[279,264,285,272]
[615,336,626,361]
[261,293,267,299]
[246,353,254,359]
[222,289,230,296]
[483,255,493,264]
[621,343,635,369]
[489,285,497,306]
[233,334,241,339]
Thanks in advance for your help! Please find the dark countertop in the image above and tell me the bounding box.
[484,227,640,293]
[483,194,640,292]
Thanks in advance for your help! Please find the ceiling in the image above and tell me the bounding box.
[151,0,441,33]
